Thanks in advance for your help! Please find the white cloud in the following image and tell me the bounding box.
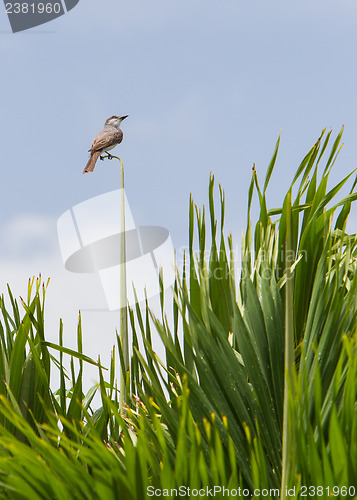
[0,213,169,396]
[0,213,57,259]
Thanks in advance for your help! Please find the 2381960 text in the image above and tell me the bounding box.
[5,3,61,14]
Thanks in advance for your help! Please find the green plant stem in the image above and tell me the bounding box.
[118,158,129,415]
[96,153,129,414]
[281,190,295,499]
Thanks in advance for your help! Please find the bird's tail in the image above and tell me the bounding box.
[83,151,101,174]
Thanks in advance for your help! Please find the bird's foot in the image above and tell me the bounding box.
[100,155,105,161]
[105,151,114,160]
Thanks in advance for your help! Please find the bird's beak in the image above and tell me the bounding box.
[120,115,129,120]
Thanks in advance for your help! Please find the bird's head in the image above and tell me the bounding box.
[105,115,128,128]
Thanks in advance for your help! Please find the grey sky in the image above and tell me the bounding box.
[1,0,356,240]
[0,0,356,388]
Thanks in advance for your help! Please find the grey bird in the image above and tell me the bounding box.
[83,115,128,174]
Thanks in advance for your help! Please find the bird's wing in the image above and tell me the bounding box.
[89,129,123,153]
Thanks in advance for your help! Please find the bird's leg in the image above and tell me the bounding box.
[105,151,114,160]
[100,151,113,161]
